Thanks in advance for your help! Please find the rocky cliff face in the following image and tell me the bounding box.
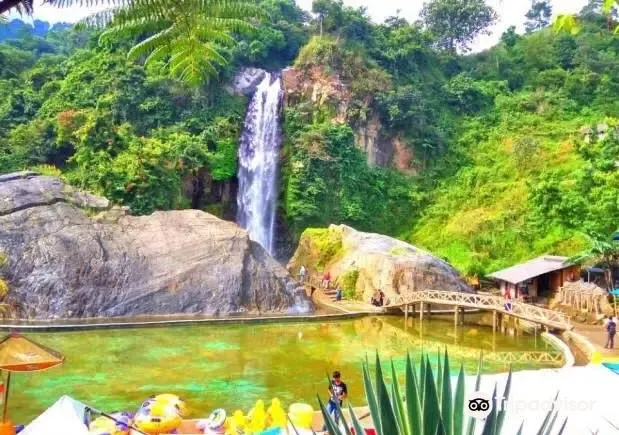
[0,172,311,319]
[288,225,470,303]
[281,66,416,173]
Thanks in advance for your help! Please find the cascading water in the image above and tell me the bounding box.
[236,72,283,255]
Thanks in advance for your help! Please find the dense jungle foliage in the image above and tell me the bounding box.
[1,0,618,276]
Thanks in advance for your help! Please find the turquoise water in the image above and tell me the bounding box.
[603,363,619,374]
[8,316,562,423]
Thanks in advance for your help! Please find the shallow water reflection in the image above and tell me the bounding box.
[11,316,562,423]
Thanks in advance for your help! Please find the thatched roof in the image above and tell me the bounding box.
[487,256,570,285]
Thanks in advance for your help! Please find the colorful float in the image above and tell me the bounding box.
[87,395,323,435]
[89,412,134,435]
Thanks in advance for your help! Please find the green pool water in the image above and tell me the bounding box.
[9,316,563,423]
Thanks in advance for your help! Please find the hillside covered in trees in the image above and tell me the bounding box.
[1,0,618,276]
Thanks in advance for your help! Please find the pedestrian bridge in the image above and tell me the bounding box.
[389,290,572,331]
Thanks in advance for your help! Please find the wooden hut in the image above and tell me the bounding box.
[488,256,580,303]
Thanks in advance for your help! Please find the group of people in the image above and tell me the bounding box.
[299,266,392,306]
[299,267,343,301]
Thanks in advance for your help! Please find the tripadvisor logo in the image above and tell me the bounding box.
[467,391,493,419]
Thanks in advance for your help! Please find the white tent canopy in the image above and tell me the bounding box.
[20,395,89,435]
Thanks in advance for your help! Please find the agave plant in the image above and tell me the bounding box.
[319,350,567,435]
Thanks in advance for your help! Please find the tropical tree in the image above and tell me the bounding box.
[554,0,617,34]
[525,0,553,33]
[500,25,520,48]
[0,0,264,84]
[568,233,619,290]
[420,0,497,53]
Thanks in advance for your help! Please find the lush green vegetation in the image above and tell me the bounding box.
[1,0,618,277]
[412,8,619,276]
[0,0,308,217]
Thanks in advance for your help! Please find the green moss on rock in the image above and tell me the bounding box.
[340,268,360,299]
[303,227,343,269]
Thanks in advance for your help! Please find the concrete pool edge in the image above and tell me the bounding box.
[562,329,597,362]
[541,332,575,368]
[0,311,376,332]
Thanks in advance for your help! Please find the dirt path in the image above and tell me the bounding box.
[573,321,619,358]
[305,285,388,315]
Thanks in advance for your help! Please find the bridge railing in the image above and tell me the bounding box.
[392,289,571,330]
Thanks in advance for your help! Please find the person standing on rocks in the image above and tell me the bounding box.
[299,265,306,283]
[605,315,616,349]
[335,286,343,302]
[322,271,331,289]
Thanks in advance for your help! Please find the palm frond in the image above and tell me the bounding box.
[2,0,262,84]
[0,0,34,15]
[127,24,176,60]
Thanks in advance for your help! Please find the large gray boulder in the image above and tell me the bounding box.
[0,172,312,319]
[288,225,471,303]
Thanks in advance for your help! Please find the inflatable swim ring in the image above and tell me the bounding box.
[140,394,187,418]
[199,409,227,434]
[89,412,134,435]
[134,402,182,434]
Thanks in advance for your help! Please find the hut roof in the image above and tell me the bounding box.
[487,256,570,285]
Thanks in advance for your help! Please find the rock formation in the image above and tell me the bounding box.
[281,66,415,173]
[0,172,311,319]
[231,67,267,96]
[288,225,471,303]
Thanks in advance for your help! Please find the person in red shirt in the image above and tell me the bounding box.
[504,287,512,311]
[322,271,331,289]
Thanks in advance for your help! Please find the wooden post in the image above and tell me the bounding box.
[454,307,458,328]
[460,307,464,325]
[420,302,424,321]
[405,304,409,324]
[427,303,431,318]
[2,371,11,423]
[493,310,497,333]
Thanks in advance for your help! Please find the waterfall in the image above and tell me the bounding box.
[236,72,283,255]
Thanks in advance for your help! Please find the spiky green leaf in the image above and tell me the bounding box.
[441,349,453,435]
[453,364,466,435]
[405,353,422,435]
[423,357,443,435]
